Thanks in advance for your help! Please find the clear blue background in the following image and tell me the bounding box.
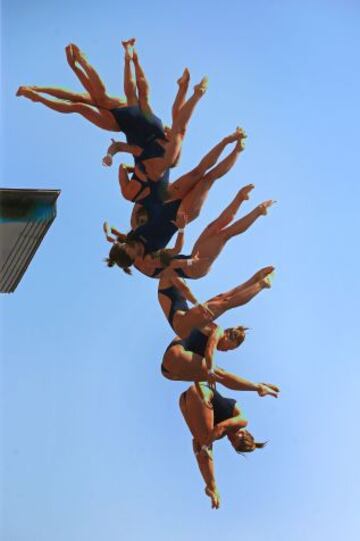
[2,1,360,539]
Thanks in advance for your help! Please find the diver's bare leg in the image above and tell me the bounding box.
[199,134,245,185]
[66,44,106,103]
[171,76,208,135]
[172,68,190,122]
[17,88,119,131]
[68,44,125,108]
[174,278,271,337]
[191,185,255,249]
[222,201,275,240]
[168,130,244,200]
[122,41,138,106]
[132,48,152,113]
[24,85,93,105]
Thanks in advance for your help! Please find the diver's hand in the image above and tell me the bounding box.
[257,383,279,398]
[175,211,187,230]
[102,153,113,167]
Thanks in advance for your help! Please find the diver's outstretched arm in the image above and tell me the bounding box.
[214,369,279,397]
[169,355,280,396]
[102,138,142,166]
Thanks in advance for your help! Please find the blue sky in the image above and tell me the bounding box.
[2,1,360,540]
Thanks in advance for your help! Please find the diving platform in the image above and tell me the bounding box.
[0,188,60,293]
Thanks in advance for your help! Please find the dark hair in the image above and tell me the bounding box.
[105,243,134,275]
[235,429,267,453]
[224,326,247,347]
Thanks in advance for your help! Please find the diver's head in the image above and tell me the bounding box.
[217,326,247,351]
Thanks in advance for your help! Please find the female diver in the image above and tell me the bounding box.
[104,127,246,231]
[157,265,274,338]
[103,134,247,274]
[160,300,275,387]
[179,380,279,509]
[17,40,206,178]
[133,185,274,278]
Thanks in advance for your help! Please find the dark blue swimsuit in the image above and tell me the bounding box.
[130,165,170,217]
[112,105,171,219]
[161,329,209,376]
[158,285,189,331]
[212,390,237,424]
[180,384,236,424]
[127,199,181,255]
[177,329,209,357]
[111,105,166,159]
[149,254,192,279]
[163,334,238,423]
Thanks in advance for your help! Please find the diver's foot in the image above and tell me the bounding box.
[69,43,86,63]
[261,271,275,289]
[224,127,246,145]
[122,39,136,59]
[65,44,76,66]
[234,127,247,151]
[177,68,190,86]
[16,86,27,97]
[238,183,255,200]
[16,87,39,101]
[122,38,136,48]
[194,76,208,96]
[256,266,275,281]
[259,199,276,215]
[236,126,247,140]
